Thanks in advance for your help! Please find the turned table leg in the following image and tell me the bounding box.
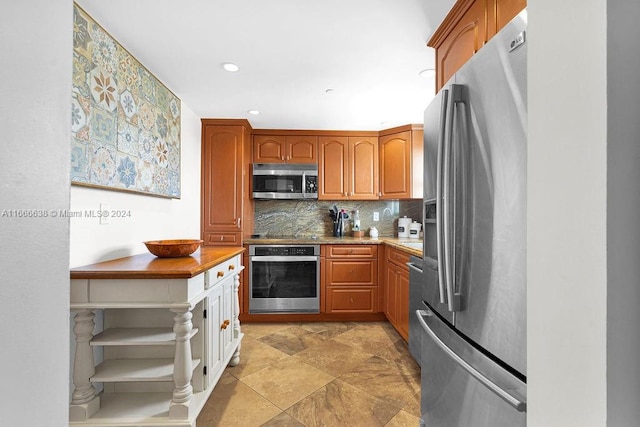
[169,308,194,419]
[69,309,100,421]
[229,272,242,366]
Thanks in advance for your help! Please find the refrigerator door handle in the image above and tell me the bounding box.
[435,89,449,305]
[416,309,527,412]
[442,85,461,312]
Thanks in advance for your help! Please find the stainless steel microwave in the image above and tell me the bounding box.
[251,163,318,199]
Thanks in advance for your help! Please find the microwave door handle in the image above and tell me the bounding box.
[302,171,306,197]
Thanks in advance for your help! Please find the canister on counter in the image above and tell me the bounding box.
[409,221,422,239]
[398,216,412,238]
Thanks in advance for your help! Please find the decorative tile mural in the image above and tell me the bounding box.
[70,4,181,198]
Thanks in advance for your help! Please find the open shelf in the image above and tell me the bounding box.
[91,359,201,383]
[91,328,198,346]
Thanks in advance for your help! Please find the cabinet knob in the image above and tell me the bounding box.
[217,271,224,278]
[228,264,235,271]
[221,236,225,241]
[220,319,230,330]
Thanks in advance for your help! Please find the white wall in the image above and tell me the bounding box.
[606,1,640,425]
[69,104,201,267]
[528,1,608,425]
[0,1,72,425]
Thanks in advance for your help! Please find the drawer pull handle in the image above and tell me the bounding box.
[228,264,235,271]
[217,271,224,278]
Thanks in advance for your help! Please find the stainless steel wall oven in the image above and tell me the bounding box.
[248,244,320,313]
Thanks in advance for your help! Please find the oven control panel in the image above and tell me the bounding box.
[250,245,319,256]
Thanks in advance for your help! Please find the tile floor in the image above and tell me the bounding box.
[196,321,421,426]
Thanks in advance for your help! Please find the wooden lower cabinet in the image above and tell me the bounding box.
[384,246,411,340]
[323,245,379,313]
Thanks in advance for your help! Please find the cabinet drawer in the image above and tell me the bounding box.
[203,232,240,245]
[206,254,241,289]
[326,287,378,313]
[325,259,376,286]
[325,244,377,258]
[387,247,410,267]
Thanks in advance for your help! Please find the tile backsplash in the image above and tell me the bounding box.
[254,199,422,238]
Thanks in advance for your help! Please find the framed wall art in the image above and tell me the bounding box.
[70,4,181,198]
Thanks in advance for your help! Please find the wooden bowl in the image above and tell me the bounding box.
[143,239,203,258]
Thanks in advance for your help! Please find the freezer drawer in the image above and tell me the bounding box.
[417,308,526,427]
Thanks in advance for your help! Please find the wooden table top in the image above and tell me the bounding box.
[70,246,245,280]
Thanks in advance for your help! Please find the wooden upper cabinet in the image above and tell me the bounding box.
[253,135,285,163]
[489,0,527,39]
[318,136,349,200]
[318,135,378,200]
[429,0,486,91]
[201,119,253,246]
[202,125,243,239]
[286,136,317,163]
[253,134,317,163]
[429,0,526,91]
[379,125,423,199]
[349,136,379,200]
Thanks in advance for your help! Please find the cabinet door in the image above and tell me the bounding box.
[325,259,376,286]
[385,263,399,325]
[221,276,235,360]
[202,125,243,236]
[286,136,318,163]
[434,0,486,91]
[253,135,285,163]
[326,287,378,313]
[488,0,527,40]
[379,131,411,199]
[348,136,379,200]
[318,136,349,200]
[206,287,223,387]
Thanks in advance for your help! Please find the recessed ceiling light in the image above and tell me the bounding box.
[419,68,436,79]
[247,110,260,115]
[222,62,239,72]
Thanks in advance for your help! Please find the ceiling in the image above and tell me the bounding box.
[75,0,455,131]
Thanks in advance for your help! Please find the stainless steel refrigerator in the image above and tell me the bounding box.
[415,10,527,426]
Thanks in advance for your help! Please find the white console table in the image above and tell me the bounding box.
[69,247,244,426]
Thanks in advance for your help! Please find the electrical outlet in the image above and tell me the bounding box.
[373,211,379,221]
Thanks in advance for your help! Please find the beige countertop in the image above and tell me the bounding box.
[244,236,423,257]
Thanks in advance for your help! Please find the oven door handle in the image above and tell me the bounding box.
[251,256,319,262]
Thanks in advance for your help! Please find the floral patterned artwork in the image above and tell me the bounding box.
[71,4,181,198]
